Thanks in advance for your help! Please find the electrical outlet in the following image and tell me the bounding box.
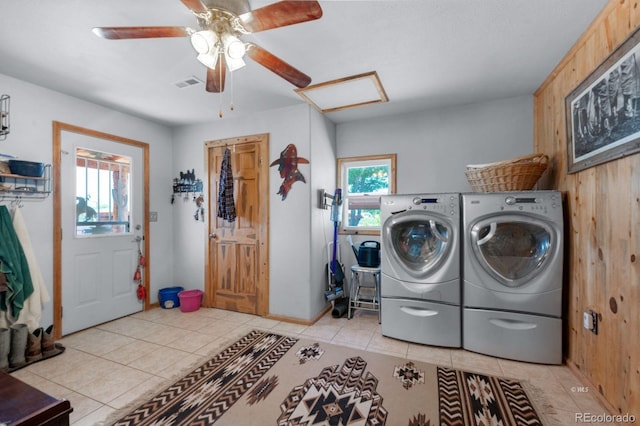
[583,310,598,334]
[583,312,591,329]
[590,310,598,335]
[150,211,158,222]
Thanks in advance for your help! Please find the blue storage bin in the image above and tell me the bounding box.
[159,286,184,309]
[8,160,45,177]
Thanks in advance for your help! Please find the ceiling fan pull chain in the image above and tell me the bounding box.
[218,51,224,118]
[230,69,235,111]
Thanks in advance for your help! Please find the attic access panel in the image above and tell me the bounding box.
[295,71,388,113]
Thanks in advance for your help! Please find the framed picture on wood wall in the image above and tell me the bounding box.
[565,26,640,173]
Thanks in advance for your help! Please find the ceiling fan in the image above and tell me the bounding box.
[92,0,322,94]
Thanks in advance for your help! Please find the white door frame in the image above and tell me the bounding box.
[52,121,150,339]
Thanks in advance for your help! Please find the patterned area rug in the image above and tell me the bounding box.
[109,330,549,425]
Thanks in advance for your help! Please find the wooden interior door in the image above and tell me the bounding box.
[205,134,269,315]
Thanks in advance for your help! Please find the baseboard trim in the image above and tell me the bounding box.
[266,304,332,326]
[146,302,332,326]
[565,359,616,415]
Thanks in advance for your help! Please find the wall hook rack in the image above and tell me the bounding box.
[171,169,203,205]
[0,94,9,141]
[318,188,342,210]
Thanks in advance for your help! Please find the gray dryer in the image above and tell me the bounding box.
[462,191,564,364]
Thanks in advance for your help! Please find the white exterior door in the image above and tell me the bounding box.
[60,131,144,335]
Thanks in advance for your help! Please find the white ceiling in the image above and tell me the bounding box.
[0,0,608,127]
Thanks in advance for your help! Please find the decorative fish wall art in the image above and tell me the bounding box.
[270,144,309,200]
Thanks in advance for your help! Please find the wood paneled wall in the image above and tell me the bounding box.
[534,0,639,415]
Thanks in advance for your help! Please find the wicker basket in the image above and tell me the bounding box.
[465,153,549,192]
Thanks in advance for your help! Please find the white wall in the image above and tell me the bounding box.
[335,95,534,267]
[337,95,534,193]
[0,73,175,327]
[309,109,338,317]
[171,104,336,321]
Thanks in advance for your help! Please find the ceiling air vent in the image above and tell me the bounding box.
[174,76,203,89]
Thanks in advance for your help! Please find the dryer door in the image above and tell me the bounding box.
[382,210,456,282]
[470,215,556,287]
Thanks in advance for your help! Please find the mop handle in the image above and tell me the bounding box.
[332,220,338,272]
[331,188,342,272]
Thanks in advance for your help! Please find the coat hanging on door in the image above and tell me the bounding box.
[217,147,236,222]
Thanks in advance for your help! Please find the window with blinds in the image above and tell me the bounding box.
[337,154,396,234]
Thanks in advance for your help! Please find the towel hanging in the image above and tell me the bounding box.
[0,206,34,321]
[217,147,236,222]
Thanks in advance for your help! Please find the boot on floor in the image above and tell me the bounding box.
[9,324,28,369]
[0,327,9,371]
[26,327,43,363]
[42,324,60,357]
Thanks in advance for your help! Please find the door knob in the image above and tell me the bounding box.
[209,233,217,239]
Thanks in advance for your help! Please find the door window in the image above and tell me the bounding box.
[390,219,450,272]
[473,221,551,283]
[75,147,131,236]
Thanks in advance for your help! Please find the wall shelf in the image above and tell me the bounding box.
[0,164,52,202]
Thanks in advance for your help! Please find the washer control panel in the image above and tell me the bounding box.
[383,194,459,217]
[407,194,458,217]
[413,196,438,205]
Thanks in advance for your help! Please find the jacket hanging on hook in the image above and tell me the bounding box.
[0,206,34,320]
[0,206,50,331]
[217,147,236,222]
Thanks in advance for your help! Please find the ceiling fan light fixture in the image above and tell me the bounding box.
[221,34,246,71]
[225,54,246,72]
[225,36,246,59]
[190,30,216,54]
[196,52,219,69]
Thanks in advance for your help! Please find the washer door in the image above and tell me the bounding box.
[382,210,454,281]
[470,215,555,287]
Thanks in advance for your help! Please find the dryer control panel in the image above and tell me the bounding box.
[462,191,563,222]
[501,193,561,214]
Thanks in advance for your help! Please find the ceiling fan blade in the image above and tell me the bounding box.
[92,26,190,39]
[206,56,226,93]
[240,1,322,33]
[181,0,208,14]
[245,43,311,88]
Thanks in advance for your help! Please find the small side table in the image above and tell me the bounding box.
[348,265,381,323]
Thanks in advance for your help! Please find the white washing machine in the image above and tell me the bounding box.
[462,191,564,364]
[380,193,461,347]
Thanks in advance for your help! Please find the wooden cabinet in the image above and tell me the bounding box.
[0,371,72,425]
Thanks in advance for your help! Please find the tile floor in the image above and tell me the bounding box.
[11,307,610,425]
